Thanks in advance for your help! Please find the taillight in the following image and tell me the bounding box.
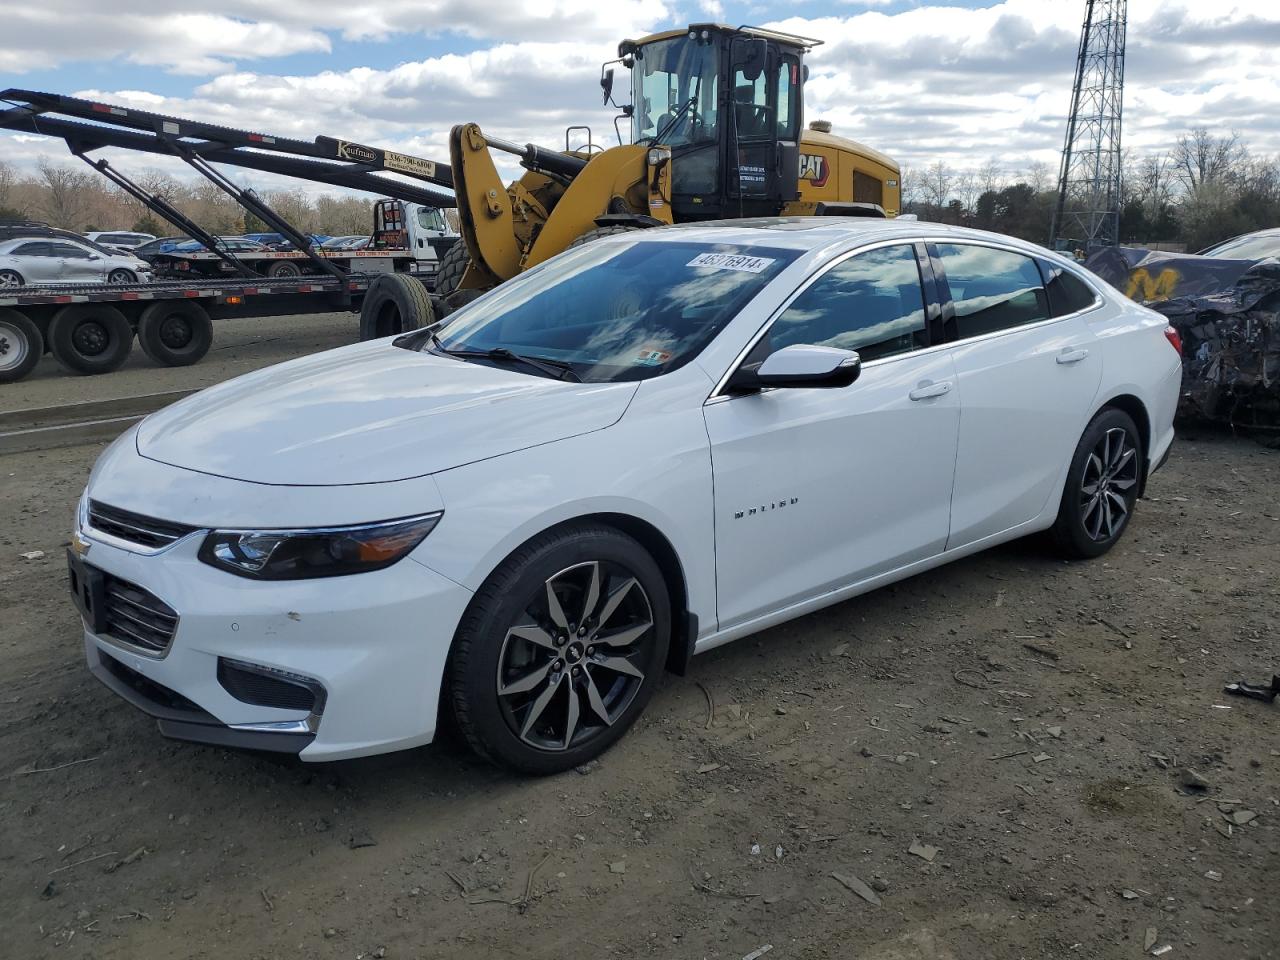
[1164,325,1182,356]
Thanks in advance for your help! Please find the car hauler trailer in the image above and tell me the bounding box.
[0,90,457,382]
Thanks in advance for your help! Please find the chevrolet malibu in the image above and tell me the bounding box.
[69,219,1182,773]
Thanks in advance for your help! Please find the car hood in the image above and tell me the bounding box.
[136,340,639,485]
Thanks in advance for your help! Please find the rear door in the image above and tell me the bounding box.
[933,242,1104,548]
[8,242,60,282]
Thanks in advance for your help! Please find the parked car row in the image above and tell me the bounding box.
[0,236,152,287]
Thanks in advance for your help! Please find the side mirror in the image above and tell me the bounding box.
[600,68,615,106]
[730,344,862,392]
[737,37,768,82]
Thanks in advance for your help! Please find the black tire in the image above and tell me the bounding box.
[0,308,42,383]
[567,224,641,249]
[0,268,26,288]
[47,304,134,375]
[136,301,213,367]
[266,260,303,279]
[358,272,434,340]
[448,523,671,774]
[1051,407,1143,559]
[106,269,136,284]
[434,241,470,296]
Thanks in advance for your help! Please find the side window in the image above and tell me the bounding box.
[776,59,799,140]
[732,67,771,139]
[52,242,92,259]
[765,244,927,362]
[935,243,1049,339]
[13,242,51,257]
[1039,259,1100,317]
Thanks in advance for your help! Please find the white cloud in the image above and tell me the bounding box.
[2,0,1278,203]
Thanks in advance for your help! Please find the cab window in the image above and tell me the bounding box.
[1038,259,1100,317]
[762,244,928,362]
[935,243,1049,339]
[776,58,800,140]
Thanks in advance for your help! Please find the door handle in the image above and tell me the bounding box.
[909,380,952,401]
[1056,348,1090,365]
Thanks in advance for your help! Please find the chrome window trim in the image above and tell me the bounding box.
[707,234,1107,402]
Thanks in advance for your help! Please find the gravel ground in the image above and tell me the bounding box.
[0,331,1277,959]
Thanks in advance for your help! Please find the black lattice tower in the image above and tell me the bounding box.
[1050,0,1127,252]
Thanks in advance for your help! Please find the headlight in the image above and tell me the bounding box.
[198,513,442,580]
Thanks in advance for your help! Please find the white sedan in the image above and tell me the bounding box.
[69,219,1182,772]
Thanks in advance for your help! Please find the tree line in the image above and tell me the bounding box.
[0,158,458,238]
[901,128,1280,252]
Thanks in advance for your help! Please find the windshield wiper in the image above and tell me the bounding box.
[441,346,583,382]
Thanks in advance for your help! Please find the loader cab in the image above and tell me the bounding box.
[619,24,813,220]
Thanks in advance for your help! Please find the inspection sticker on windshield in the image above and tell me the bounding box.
[687,252,776,274]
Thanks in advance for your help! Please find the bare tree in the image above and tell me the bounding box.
[898,165,918,206]
[922,160,953,209]
[1022,160,1051,193]
[1172,128,1244,190]
[1129,153,1175,218]
[37,159,98,228]
[977,158,1005,196]
[954,169,979,218]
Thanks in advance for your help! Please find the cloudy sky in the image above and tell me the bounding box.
[2,0,1278,197]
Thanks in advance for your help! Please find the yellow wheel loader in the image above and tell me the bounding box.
[439,23,900,299]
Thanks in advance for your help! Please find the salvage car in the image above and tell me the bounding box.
[69,219,1182,772]
[0,236,152,287]
[1198,227,1280,260]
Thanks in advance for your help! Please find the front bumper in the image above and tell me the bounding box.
[76,526,473,761]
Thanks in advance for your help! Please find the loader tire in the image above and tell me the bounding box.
[567,225,641,249]
[359,272,434,341]
[434,242,471,296]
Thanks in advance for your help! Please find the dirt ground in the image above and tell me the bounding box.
[1,324,1278,959]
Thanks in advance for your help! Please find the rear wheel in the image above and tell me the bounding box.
[434,242,470,296]
[0,308,42,383]
[266,260,303,279]
[48,304,134,375]
[0,269,26,288]
[1051,407,1142,558]
[137,301,213,367]
[448,524,670,774]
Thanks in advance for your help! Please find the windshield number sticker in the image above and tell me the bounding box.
[634,349,672,366]
[687,253,776,274]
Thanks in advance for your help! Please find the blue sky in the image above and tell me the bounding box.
[3,0,1278,196]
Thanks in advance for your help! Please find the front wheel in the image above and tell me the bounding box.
[106,269,136,284]
[1051,407,1142,559]
[265,260,303,279]
[448,524,671,774]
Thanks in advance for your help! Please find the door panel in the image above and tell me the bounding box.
[946,315,1102,547]
[11,242,58,282]
[705,351,960,628]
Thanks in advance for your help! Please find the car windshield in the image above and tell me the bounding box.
[1200,234,1280,260]
[421,238,799,382]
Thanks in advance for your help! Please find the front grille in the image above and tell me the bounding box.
[217,659,323,713]
[89,500,198,550]
[97,651,205,715]
[102,574,179,654]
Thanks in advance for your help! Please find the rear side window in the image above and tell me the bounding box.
[935,243,1049,339]
[1039,260,1099,316]
[766,244,927,362]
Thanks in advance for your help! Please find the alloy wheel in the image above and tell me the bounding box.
[0,271,22,288]
[496,560,654,752]
[1079,426,1138,541]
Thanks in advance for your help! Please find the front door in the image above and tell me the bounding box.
[704,243,960,629]
[52,241,104,283]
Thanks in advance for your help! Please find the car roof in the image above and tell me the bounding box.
[626,216,1057,259]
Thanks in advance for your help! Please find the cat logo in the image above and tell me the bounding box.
[799,153,829,187]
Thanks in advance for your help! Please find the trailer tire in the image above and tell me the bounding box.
[137,301,213,367]
[359,273,434,341]
[48,304,134,375]
[266,260,303,279]
[434,242,470,296]
[0,308,42,383]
